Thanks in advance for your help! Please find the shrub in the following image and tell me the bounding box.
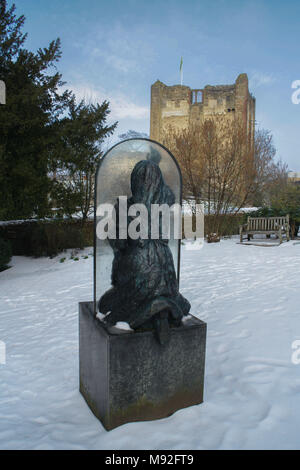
[0,237,12,271]
[0,219,93,258]
[25,220,85,257]
[182,213,244,239]
[207,233,221,243]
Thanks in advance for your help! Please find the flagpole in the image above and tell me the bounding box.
[180,57,183,86]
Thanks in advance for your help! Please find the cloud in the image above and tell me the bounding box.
[83,22,156,78]
[249,72,276,88]
[91,47,138,75]
[105,55,136,74]
[66,83,149,121]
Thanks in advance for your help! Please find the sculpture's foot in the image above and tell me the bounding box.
[153,310,170,345]
[103,314,114,326]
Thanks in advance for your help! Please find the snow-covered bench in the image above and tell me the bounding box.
[239,215,290,244]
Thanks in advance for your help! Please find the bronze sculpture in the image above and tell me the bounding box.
[98,151,190,344]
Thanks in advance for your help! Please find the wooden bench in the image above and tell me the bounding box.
[239,215,290,244]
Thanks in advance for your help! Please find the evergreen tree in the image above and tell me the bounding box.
[0,1,72,220]
[270,183,300,238]
[118,129,148,141]
[51,99,117,220]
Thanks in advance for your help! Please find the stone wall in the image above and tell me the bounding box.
[150,73,255,145]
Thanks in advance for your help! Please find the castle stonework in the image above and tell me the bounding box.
[150,73,255,144]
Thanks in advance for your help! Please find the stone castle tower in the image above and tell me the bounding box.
[150,73,255,144]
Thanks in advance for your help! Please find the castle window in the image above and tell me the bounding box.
[191,90,202,104]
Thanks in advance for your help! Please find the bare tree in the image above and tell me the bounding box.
[252,129,287,206]
[163,117,256,236]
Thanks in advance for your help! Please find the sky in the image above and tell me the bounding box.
[13,0,300,169]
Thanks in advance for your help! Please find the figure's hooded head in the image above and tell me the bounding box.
[130,158,175,208]
[146,146,161,165]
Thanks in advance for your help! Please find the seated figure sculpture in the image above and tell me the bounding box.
[98,148,190,344]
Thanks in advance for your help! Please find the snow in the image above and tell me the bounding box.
[238,206,260,213]
[0,240,300,450]
[0,214,93,226]
[115,322,133,331]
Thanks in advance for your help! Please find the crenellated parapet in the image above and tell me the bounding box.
[150,74,255,146]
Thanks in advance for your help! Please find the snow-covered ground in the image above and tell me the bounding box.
[0,239,300,450]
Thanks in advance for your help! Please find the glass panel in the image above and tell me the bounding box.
[94,138,182,313]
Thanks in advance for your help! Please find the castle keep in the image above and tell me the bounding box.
[150,73,255,144]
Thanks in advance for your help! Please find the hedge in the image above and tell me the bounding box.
[0,219,93,257]
[0,237,12,270]
[0,212,246,258]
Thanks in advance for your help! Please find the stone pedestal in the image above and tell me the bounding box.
[79,301,206,431]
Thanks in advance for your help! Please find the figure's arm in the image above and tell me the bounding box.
[108,200,129,251]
